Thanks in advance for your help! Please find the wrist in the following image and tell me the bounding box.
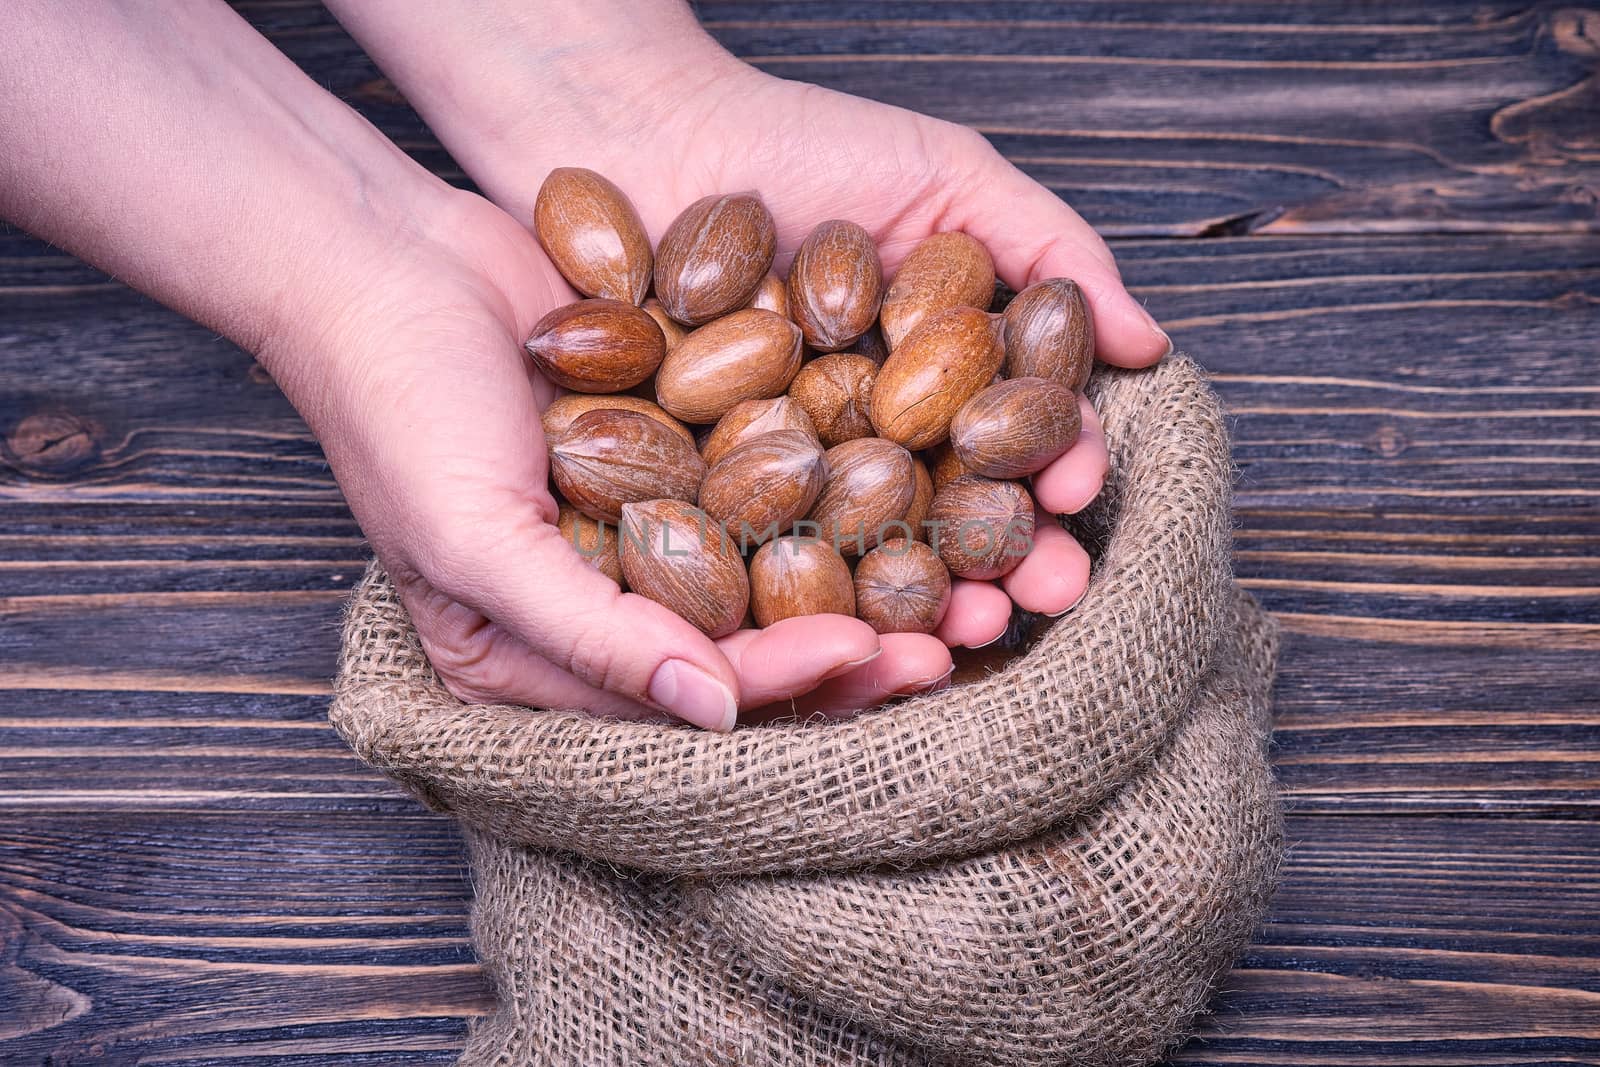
[246,152,449,359]
[254,174,574,451]
[252,180,499,422]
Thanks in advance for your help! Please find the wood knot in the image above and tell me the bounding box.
[1490,9,1600,160]
[1489,73,1600,159]
[3,412,101,475]
[1548,8,1600,56]
[1367,425,1409,458]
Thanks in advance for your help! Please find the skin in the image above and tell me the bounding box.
[0,0,1166,730]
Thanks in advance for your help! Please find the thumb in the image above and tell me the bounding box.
[416,498,741,731]
[260,185,740,729]
[954,151,1170,368]
[302,295,740,730]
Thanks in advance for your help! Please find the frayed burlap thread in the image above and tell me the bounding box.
[330,356,1283,1066]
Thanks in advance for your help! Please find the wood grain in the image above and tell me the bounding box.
[6,235,1594,524]
[4,234,1593,816]
[1,2,1596,1063]
[0,814,1593,1065]
[706,2,1600,237]
[0,814,485,1065]
[200,0,1600,237]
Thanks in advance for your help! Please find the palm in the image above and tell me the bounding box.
[660,85,965,268]
[331,197,954,720]
[373,72,1140,715]
[498,80,973,274]
[454,75,1113,650]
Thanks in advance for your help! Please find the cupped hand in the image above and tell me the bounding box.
[445,64,1166,651]
[269,192,950,729]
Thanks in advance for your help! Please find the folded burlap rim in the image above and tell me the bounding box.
[458,589,1280,1067]
[331,355,1234,878]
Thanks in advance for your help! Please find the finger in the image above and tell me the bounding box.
[1001,506,1092,615]
[398,580,665,722]
[416,500,742,731]
[745,633,954,723]
[715,614,883,708]
[958,157,1169,368]
[934,579,1014,648]
[380,429,740,731]
[316,259,744,731]
[409,581,888,723]
[1031,395,1109,515]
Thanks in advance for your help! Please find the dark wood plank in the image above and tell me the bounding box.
[4,600,1596,815]
[3,234,1596,816]
[0,813,485,1065]
[3,4,1597,1062]
[1,813,1594,1065]
[1180,814,1600,1066]
[1,628,1596,816]
[6,233,1594,526]
[710,2,1600,236]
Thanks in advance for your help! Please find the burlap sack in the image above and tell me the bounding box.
[330,356,1282,1067]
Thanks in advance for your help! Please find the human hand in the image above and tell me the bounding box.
[0,0,951,730]
[329,0,1171,650]
[267,192,962,728]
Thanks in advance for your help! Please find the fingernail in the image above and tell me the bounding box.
[649,659,737,732]
[1151,322,1174,359]
[824,647,884,680]
[1046,585,1092,618]
[897,664,955,695]
[970,631,1007,650]
[1063,485,1104,515]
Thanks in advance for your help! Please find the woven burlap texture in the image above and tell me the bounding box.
[330,355,1283,1066]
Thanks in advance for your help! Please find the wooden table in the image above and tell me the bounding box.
[3,3,1597,1063]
